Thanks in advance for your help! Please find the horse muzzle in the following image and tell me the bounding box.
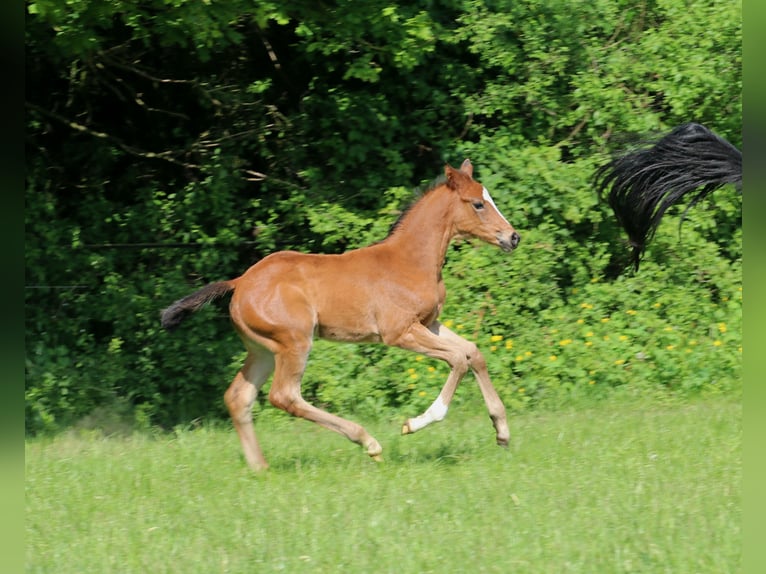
[498,231,521,252]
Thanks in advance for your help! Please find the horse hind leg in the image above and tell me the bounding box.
[224,348,275,471]
[268,346,383,461]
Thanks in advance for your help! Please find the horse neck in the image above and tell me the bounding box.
[382,185,456,272]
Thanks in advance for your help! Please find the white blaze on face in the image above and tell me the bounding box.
[482,186,510,225]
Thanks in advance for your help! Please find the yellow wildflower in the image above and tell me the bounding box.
[549,355,558,361]
[626,309,637,315]
[718,323,727,334]
[614,359,625,365]
[619,335,628,342]
[490,334,504,342]
[713,340,723,347]
[559,339,573,346]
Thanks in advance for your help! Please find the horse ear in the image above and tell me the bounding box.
[444,164,458,189]
[459,159,473,177]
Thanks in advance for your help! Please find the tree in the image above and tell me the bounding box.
[25,0,741,433]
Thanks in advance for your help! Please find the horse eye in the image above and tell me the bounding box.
[472,201,485,210]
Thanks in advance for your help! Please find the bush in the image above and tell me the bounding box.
[25,0,741,434]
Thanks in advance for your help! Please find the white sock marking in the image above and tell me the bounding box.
[427,395,449,421]
[407,396,449,432]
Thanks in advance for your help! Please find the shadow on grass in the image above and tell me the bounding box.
[258,423,497,474]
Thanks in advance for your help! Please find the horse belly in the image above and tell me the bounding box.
[316,323,382,343]
[314,301,383,343]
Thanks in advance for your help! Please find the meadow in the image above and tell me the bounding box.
[26,395,741,573]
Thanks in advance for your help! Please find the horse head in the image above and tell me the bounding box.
[446,159,520,252]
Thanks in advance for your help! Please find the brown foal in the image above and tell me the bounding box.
[161,159,521,470]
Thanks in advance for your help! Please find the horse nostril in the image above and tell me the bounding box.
[511,232,521,248]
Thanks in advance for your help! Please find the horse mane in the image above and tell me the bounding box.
[384,175,448,238]
[594,122,742,270]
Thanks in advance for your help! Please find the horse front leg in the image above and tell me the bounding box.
[396,321,509,446]
[466,345,509,447]
[436,323,509,446]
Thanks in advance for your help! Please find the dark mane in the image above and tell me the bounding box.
[384,175,448,238]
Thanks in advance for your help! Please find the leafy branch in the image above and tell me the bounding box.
[26,101,202,170]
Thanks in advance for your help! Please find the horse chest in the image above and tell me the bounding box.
[411,279,446,324]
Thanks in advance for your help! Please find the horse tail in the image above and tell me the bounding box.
[160,280,235,331]
[594,122,742,270]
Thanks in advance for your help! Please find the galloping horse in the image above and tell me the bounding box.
[594,123,741,270]
[161,160,521,471]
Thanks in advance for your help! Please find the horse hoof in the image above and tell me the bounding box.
[496,436,509,448]
[401,422,411,435]
[366,439,383,460]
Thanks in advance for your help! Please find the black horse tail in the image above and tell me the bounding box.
[160,281,235,331]
[594,122,742,270]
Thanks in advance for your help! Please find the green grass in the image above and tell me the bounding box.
[26,397,741,573]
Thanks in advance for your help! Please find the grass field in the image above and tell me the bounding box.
[26,396,741,573]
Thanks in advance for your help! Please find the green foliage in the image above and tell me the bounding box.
[26,0,741,433]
